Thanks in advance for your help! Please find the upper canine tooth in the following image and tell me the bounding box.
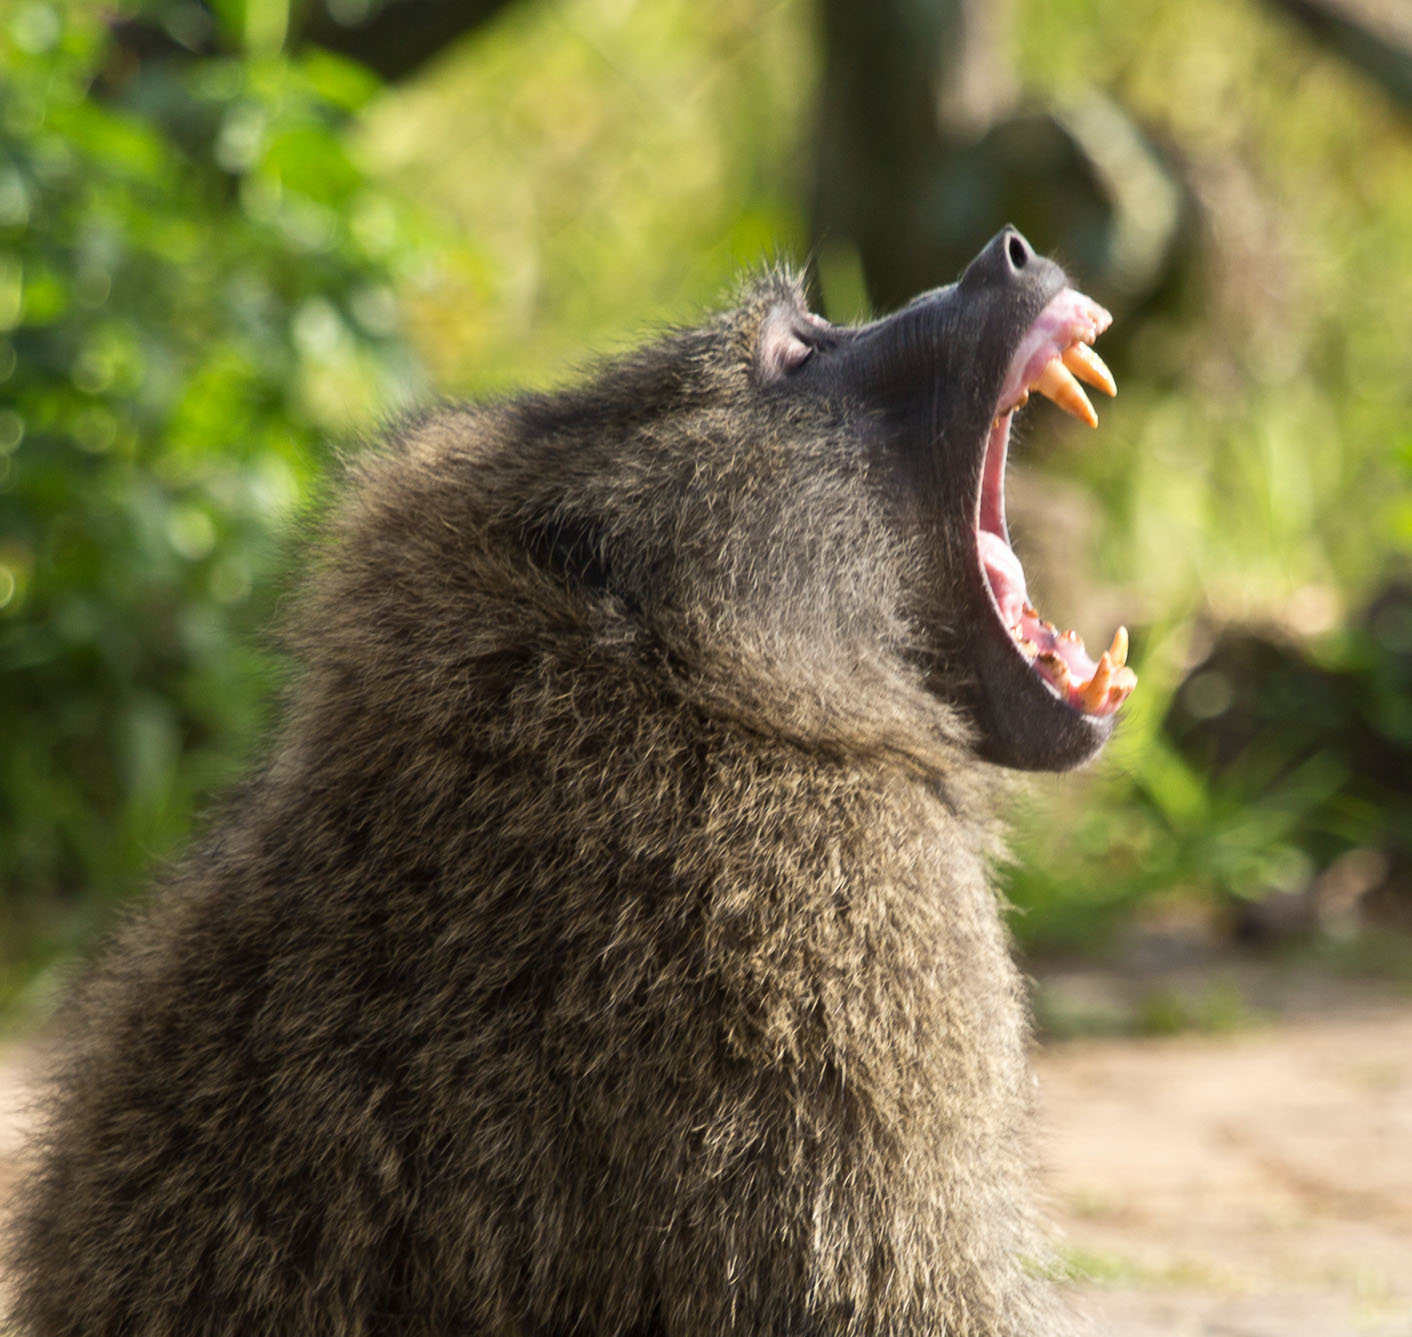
[1033,358,1098,428]
[1062,343,1116,398]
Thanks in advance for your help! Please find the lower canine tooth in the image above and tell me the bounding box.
[1078,652,1115,712]
[1108,625,1129,668]
[1034,358,1099,428]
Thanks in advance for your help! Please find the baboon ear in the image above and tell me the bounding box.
[756,303,814,383]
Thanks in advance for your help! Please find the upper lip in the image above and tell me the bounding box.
[976,289,1138,718]
[995,292,1115,423]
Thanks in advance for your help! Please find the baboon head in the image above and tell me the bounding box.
[502,226,1132,774]
[756,226,1133,770]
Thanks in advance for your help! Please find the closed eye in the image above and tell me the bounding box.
[757,307,834,383]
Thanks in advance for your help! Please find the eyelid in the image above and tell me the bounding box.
[786,341,815,371]
[793,322,841,359]
[756,306,833,382]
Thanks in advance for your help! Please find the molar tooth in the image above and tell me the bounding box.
[1105,666,1139,711]
[1062,342,1117,398]
[1037,651,1071,690]
[1108,625,1129,668]
[1033,358,1098,428]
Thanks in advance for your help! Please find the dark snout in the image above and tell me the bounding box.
[818,228,1067,414]
[958,226,1068,325]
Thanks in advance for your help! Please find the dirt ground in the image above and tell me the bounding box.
[1037,961,1412,1337]
[2,960,1410,1335]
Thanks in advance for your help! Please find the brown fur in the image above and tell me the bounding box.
[7,268,1072,1336]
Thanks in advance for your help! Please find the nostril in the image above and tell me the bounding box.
[959,228,1040,292]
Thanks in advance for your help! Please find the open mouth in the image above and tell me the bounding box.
[977,289,1137,718]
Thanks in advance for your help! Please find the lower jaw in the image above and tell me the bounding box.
[964,602,1117,772]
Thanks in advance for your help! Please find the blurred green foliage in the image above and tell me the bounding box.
[0,0,428,1002]
[355,0,814,392]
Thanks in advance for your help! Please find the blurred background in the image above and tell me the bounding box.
[3,0,1412,1025]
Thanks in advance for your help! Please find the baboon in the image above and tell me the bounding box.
[6,227,1134,1336]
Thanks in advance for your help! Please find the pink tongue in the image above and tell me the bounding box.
[977,529,1100,687]
[978,529,1028,628]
